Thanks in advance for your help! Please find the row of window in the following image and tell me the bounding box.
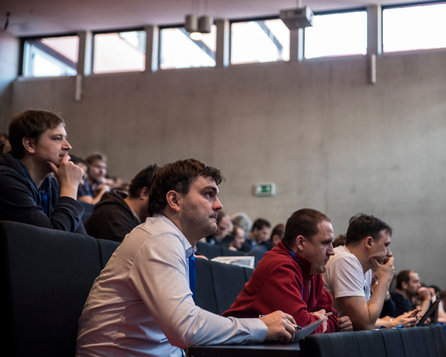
[21,2,446,77]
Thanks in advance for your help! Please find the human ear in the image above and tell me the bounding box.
[22,137,36,154]
[365,236,374,249]
[139,187,149,200]
[401,281,408,290]
[165,190,181,213]
[295,235,305,253]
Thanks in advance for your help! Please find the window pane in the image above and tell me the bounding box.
[304,11,367,59]
[93,30,146,73]
[383,3,446,53]
[22,36,79,77]
[231,19,290,64]
[159,26,216,69]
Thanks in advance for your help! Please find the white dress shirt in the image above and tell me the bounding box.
[76,214,267,356]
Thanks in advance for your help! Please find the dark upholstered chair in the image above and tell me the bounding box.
[196,241,245,259]
[78,201,94,224]
[195,258,219,314]
[195,258,252,315]
[0,220,117,357]
[211,259,249,314]
[300,325,446,357]
[300,330,362,357]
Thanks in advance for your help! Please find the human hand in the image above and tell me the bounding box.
[310,309,328,332]
[97,184,111,194]
[392,311,418,327]
[259,310,296,343]
[418,287,431,301]
[48,155,83,188]
[372,256,394,286]
[338,315,353,332]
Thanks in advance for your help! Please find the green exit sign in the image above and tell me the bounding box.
[253,183,276,197]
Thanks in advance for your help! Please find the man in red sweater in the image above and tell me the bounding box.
[223,208,352,334]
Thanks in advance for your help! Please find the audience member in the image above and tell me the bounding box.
[0,132,8,153]
[223,208,353,334]
[105,174,124,190]
[228,224,246,251]
[333,234,346,247]
[70,154,89,197]
[249,223,285,265]
[84,164,158,242]
[76,158,296,356]
[373,271,418,328]
[390,270,432,318]
[0,132,7,143]
[0,110,85,233]
[205,210,233,245]
[323,213,394,330]
[241,218,271,252]
[231,212,252,233]
[78,153,110,204]
[438,290,446,323]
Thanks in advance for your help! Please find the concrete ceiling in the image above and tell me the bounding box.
[0,0,430,37]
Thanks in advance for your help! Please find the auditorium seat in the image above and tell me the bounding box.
[299,325,446,357]
[1,220,104,357]
[195,257,252,315]
[196,241,245,259]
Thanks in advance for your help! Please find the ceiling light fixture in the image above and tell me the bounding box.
[184,0,212,40]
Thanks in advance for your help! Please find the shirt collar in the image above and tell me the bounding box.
[277,242,313,279]
[154,214,197,257]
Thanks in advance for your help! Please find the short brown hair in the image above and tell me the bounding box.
[396,270,413,290]
[85,153,107,165]
[346,213,392,245]
[8,109,64,158]
[148,158,224,216]
[282,208,331,246]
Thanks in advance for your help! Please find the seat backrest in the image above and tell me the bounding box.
[210,260,250,314]
[196,241,247,259]
[379,328,405,356]
[398,325,445,357]
[0,220,103,357]
[195,257,218,313]
[196,241,221,259]
[79,201,94,224]
[300,325,446,357]
[195,258,253,315]
[300,331,361,357]
[96,237,120,268]
[354,329,386,357]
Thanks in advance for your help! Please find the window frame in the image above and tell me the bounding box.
[91,26,146,74]
[303,7,368,60]
[158,23,218,70]
[19,32,79,77]
[229,15,290,65]
[381,0,446,54]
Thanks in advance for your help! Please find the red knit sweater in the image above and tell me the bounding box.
[222,242,339,334]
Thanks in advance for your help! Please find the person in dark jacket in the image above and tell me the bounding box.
[85,164,157,242]
[0,109,86,233]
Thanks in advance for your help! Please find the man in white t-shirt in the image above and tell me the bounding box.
[323,213,394,330]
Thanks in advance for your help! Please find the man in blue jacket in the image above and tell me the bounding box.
[0,109,85,233]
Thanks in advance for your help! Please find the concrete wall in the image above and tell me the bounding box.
[0,31,19,129]
[7,49,446,289]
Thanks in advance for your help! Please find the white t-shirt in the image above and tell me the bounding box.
[323,245,372,315]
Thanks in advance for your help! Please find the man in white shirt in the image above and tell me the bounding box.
[76,158,296,356]
[323,213,395,330]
